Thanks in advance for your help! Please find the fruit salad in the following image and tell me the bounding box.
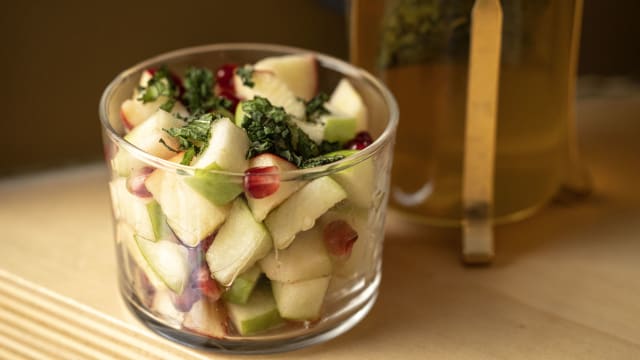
[108,53,382,339]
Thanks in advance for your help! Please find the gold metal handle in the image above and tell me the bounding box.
[462,0,503,264]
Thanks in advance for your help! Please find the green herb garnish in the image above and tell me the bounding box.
[161,112,221,164]
[241,96,323,167]
[182,67,234,114]
[137,66,180,111]
[305,93,330,123]
[236,66,255,87]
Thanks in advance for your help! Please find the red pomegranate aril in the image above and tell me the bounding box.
[126,167,154,198]
[323,220,359,259]
[216,63,237,89]
[344,131,373,150]
[244,166,280,199]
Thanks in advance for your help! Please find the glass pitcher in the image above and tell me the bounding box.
[350,0,589,231]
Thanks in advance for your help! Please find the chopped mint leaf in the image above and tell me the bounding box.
[319,140,342,154]
[181,147,196,165]
[305,93,330,123]
[162,112,220,157]
[236,66,255,87]
[138,65,180,111]
[182,67,233,113]
[241,96,322,167]
[301,153,346,169]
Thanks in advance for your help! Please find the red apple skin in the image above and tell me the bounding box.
[244,165,280,199]
[120,107,135,131]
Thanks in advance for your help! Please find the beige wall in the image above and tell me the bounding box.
[1,0,347,176]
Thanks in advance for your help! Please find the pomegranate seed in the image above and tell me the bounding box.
[216,63,237,89]
[126,167,154,198]
[344,131,373,150]
[244,166,280,199]
[323,220,359,259]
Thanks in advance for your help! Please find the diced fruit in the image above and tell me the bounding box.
[294,120,324,144]
[254,54,318,101]
[136,235,190,294]
[117,222,164,289]
[126,167,154,198]
[191,117,249,172]
[321,114,357,143]
[184,117,249,206]
[323,220,358,259]
[223,265,262,305]
[245,154,306,221]
[234,100,248,127]
[226,282,283,335]
[272,277,330,321]
[145,153,230,247]
[216,64,237,90]
[112,110,186,177]
[319,207,373,278]
[328,150,376,208]
[327,79,368,133]
[234,70,305,119]
[260,226,332,283]
[120,98,188,131]
[183,299,228,338]
[172,285,200,312]
[206,198,272,286]
[244,166,279,199]
[265,176,347,249]
[109,178,168,241]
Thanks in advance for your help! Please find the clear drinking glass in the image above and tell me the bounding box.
[99,43,398,353]
[350,0,588,226]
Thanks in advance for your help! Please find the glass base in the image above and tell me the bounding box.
[121,273,380,355]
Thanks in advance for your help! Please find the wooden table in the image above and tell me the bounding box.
[1,94,639,359]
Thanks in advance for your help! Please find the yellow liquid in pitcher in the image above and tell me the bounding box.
[351,0,578,225]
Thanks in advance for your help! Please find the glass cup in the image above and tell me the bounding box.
[99,43,398,353]
[350,0,589,226]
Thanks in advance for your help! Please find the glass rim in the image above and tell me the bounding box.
[99,42,399,177]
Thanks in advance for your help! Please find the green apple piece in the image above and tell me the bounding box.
[226,282,283,335]
[294,119,324,144]
[183,299,228,338]
[325,150,376,208]
[260,226,332,283]
[234,100,248,127]
[245,154,307,222]
[271,277,331,321]
[254,53,318,101]
[112,109,186,176]
[120,97,188,130]
[206,198,272,286]
[265,176,347,250]
[135,235,189,294]
[327,79,368,133]
[234,69,305,119]
[184,117,249,206]
[109,178,168,241]
[321,114,357,143]
[223,265,262,305]
[145,154,230,247]
[116,222,164,289]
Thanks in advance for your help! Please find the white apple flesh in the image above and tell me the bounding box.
[265,176,347,250]
[233,70,305,119]
[254,53,318,101]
